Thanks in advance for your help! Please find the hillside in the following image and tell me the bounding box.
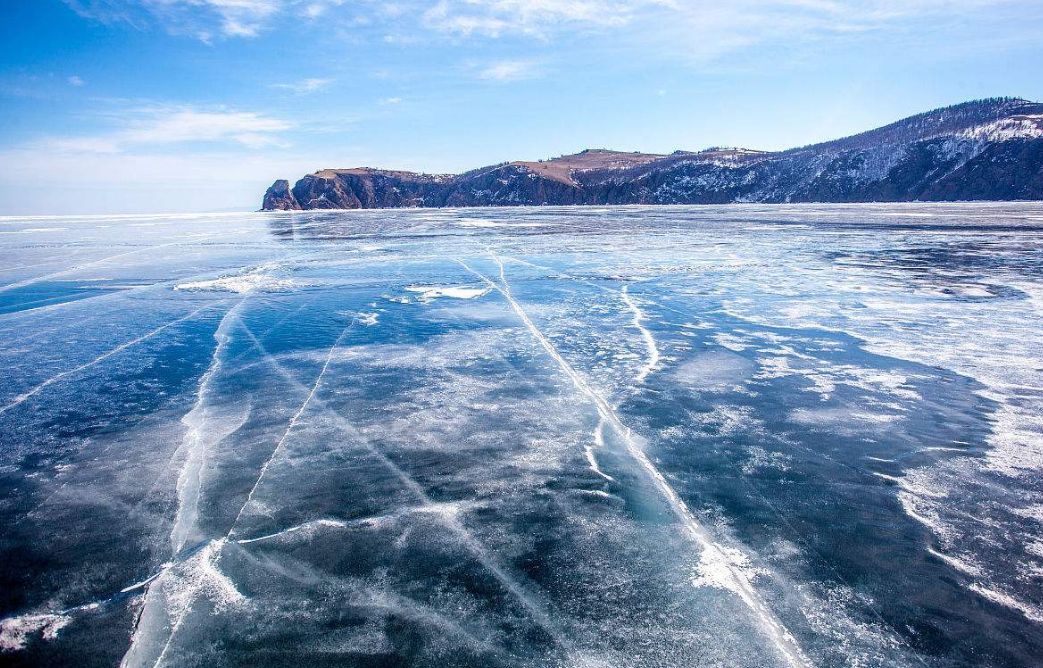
[262,98,1043,210]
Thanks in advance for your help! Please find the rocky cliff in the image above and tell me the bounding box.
[263,98,1043,210]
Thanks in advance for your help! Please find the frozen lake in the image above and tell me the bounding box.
[1,204,1042,667]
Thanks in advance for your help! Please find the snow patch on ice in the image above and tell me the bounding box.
[455,218,503,228]
[790,407,902,431]
[176,266,299,294]
[405,285,491,302]
[928,548,983,577]
[743,446,791,474]
[0,613,72,651]
[969,582,1043,623]
[690,544,765,593]
[1012,504,1043,524]
[236,518,348,545]
[713,332,750,352]
[675,350,754,391]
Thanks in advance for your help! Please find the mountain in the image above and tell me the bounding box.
[262,98,1043,210]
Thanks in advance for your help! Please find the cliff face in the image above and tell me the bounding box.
[262,98,1043,210]
[288,169,450,209]
[261,179,300,210]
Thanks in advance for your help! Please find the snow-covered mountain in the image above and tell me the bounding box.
[263,98,1043,210]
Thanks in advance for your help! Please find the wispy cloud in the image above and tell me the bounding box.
[63,0,1035,62]
[272,77,333,94]
[63,0,148,27]
[122,107,292,146]
[379,96,402,105]
[67,75,85,86]
[423,0,643,38]
[65,0,283,39]
[45,136,122,154]
[417,0,1034,63]
[209,0,281,37]
[303,0,346,20]
[42,105,294,154]
[475,59,540,82]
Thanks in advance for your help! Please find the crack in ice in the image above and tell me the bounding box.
[0,241,186,295]
[459,254,812,668]
[130,313,359,666]
[226,315,359,537]
[621,284,661,385]
[118,301,249,668]
[0,302,225,416]
[169,301,249,554]
[586,419,614,481]
[1,302,244,664]
[231,317,574,653]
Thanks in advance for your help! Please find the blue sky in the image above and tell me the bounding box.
[1,0,1042,214]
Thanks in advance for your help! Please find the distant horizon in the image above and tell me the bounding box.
[3,1,1043,215]
[4,95,1042,217]
[6,200,1043,221]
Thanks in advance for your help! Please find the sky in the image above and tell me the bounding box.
[1,0,1042,215]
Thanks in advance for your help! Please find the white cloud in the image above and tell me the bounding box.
[122,108,292,146]
[272,77,333,93]
[379,96,403,105]
[45,137,122,153]
[179,0,280,37]
[64,0,1034,59]
[303,0,346,19]
[39,106,294,154]
[476,59,539,82]
[65,0,283,39]
[422,0,645,37]
[67,75,85,86]
[416,0,1032,63]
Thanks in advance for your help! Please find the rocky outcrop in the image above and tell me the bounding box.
[263,98,1043,210]
[285,169,450,209]
[261,179,300,211]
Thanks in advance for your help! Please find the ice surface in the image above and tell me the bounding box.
[1,204,1043,667]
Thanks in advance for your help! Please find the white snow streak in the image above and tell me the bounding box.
[226,315,358,536]
[234,518,348,545]
[118,302,248,668]
[0,302,223,416]
[169,301,248,553]
[0,613,72,651]
[621,284,661,385]
[231,319,574,653]
[460,254,811,668]
[405,284,491,302]
[585,419,614,481]
[0,241,184,294]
